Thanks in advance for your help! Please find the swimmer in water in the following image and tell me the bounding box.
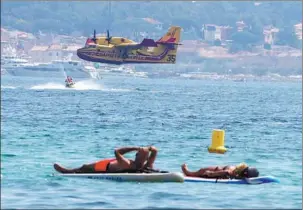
[54,146,158,174]
[181,163,259,179]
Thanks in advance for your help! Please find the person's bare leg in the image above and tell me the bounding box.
[54,163,94,174]
[181,163,208,177]
[134,148,150,169]
[145,149,158,169]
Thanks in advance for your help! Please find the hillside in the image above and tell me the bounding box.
[1,1,302,40]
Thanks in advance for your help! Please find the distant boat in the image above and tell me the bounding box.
[1,43,31,75]
[6,59,95,78]
[1,55,30,69]
[233,78,246,82]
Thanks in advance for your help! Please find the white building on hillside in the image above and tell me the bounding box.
[29,44,82,63]
[28,45,49,62]
[62,45,82,60]
[47,44,63,60]
[263,26,279,45]
[294,23,302,40]
[203,24,216,42]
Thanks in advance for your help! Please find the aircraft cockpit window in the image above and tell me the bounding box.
[147,47,155,52]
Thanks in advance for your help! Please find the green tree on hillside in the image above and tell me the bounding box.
[1,1,302,42]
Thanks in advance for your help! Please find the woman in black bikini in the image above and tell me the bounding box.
[181,163,259,179]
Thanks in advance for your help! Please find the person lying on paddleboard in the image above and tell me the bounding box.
[181,163,259,179]
[54,146,158,174]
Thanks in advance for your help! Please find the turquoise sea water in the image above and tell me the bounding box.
[1,75,302,209]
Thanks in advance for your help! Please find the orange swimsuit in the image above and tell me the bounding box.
[94,158,116,172]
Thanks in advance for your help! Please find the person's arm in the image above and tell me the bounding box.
[144,146,158,168]
[115,147,140,156]
[114,147,140,167]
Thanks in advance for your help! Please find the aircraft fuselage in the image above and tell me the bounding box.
[77,26,181,65]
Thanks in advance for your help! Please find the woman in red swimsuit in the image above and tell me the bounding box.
[54,146,158,174]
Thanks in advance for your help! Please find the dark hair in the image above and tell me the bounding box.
[243,167,259,178]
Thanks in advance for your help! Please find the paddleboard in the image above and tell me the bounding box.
[184,176,279,185]
[56,172,185,183]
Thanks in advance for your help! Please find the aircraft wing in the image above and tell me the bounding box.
[116,39,158,49]
[88,43,116,49]
[139,39,158,47]
[116,43,138,48]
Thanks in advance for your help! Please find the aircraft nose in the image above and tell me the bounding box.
[77,48,85,59]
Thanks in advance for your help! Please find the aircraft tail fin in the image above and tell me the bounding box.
[157,26,181,44]
[153,26,182,64]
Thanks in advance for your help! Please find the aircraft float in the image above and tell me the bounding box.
[77,26,182,65]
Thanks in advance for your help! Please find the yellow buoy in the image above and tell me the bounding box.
[208,129,227,154]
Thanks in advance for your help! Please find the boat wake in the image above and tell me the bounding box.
[29,80,129,92]
[71,80,104,90]
[30,80,103,90]
[4,82,148,93]
[30,82,66,90]
[1,85,17,89]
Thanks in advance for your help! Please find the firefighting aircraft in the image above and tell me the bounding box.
[77,26,181,65]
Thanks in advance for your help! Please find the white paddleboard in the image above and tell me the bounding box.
[56,172,185,183]
[184,176,279,185]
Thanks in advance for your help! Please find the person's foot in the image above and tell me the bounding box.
[181,163,188,174]
[54,163,71,174]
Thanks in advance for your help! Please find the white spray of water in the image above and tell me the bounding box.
[30,79,104,90]
[30,80,134,92]
[30,82,66,90]
[72,80,104,90]
[1,85,17,89]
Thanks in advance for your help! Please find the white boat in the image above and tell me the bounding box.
[6,59,97,79]
[1,55,30,69]
[1,43,31,72]
[94,63,147,78]
[1,43,99,79]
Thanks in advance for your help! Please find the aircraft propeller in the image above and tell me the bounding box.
[92,29,97,44]
[105,29,112,45]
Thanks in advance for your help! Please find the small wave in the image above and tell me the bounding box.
[102,88,132,92]
[1,85,17,89]
[135,87,149,91]
[2,153,17,157]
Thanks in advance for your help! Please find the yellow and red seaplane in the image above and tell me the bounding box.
[77,26,182,65]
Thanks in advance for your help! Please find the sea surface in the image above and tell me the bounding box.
[1,74,302,209]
